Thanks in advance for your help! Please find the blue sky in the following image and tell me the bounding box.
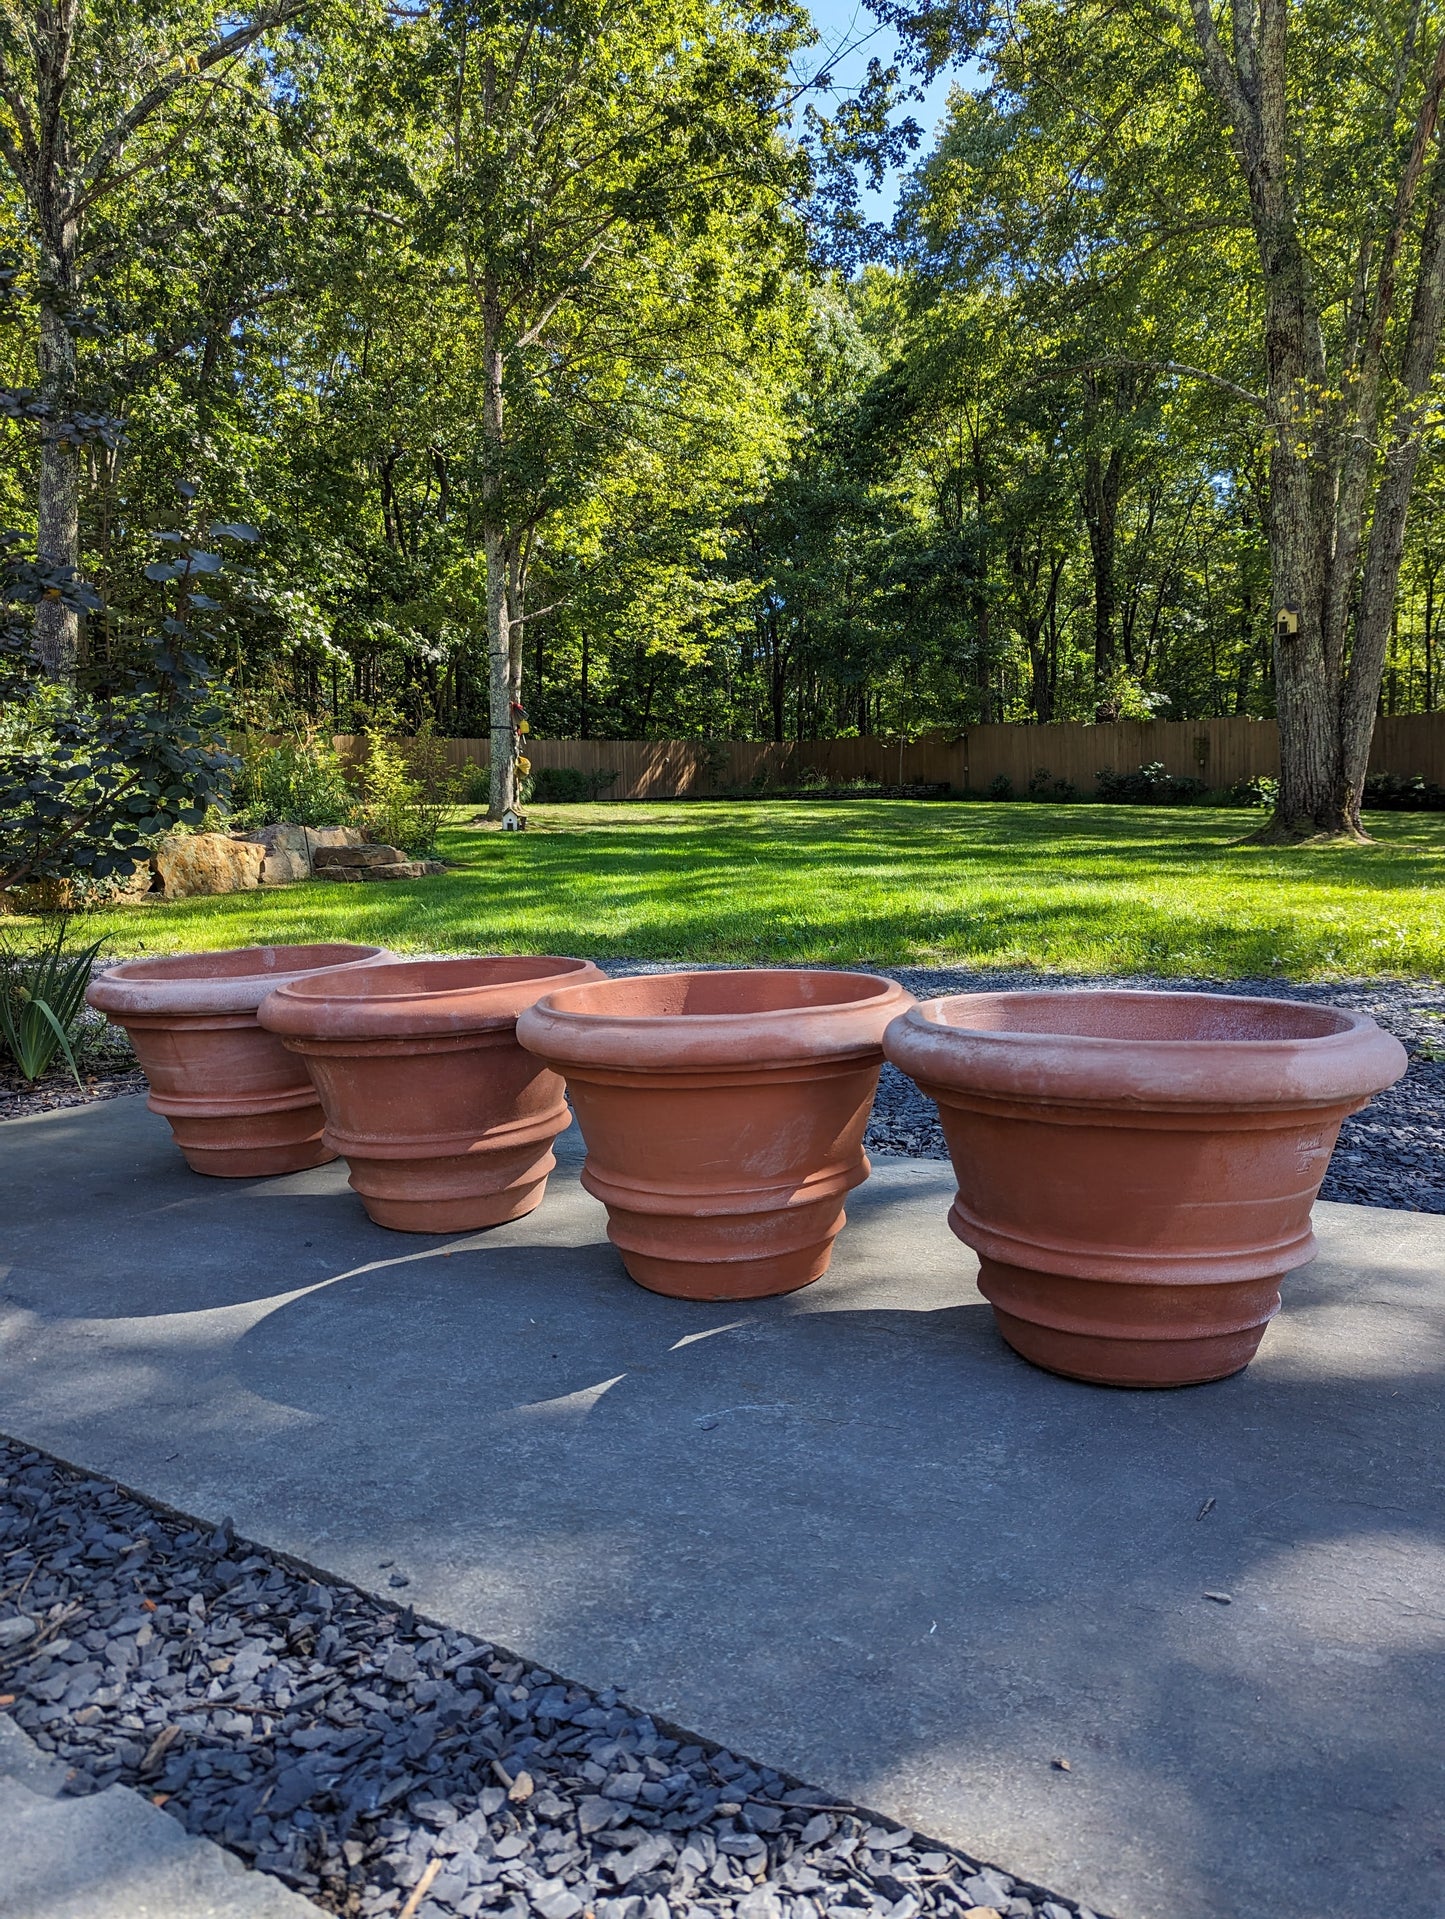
[801,0,963,221]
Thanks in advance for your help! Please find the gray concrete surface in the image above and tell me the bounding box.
[1,1094,1442,1919]
[0,1712,319,1918]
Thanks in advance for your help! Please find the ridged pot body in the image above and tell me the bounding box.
[258,956,603,1232]
[516,970,911,1299]
[86,944,389,1176]
[883,990,1406,1387]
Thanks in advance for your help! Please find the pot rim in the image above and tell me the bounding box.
[86,944,390,1020]
[257,954,602,1040]
[517,967,911,1070]
[884,988,1406,1110]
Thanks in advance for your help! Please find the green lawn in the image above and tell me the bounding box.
[58,801,1445,978]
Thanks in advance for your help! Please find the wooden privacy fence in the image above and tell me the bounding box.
[335,712,1445,800]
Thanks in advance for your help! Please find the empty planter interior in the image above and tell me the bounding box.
[883,989,1406,1388]
[85,944,389,1177]
[257,955,602,1232]
[516,968,911,1300]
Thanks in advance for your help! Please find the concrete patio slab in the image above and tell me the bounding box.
[1,1094,1441,1919]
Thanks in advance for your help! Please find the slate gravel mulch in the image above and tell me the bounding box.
[0,1440,1101,1919]
[855,971,1445,1215]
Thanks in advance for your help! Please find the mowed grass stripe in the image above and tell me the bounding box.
[50,801,1445,979]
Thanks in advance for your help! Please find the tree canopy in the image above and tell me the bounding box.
[4,0,1445,836]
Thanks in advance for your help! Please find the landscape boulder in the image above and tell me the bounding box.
[314,857,445,882]
[152,834,264,899]
[231,822,313,886]
[312,843,408,870]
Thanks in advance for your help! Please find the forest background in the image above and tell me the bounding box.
[6,0,1445,843]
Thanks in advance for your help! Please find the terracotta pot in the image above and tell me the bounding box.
[258,955,604,1232]
[86,944,389,1176]
[516,969,911,1300]
[884,989,1406,1387]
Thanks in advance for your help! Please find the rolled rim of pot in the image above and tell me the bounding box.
[257,954,602,1040]
[516,968,912,1072]
[86,944,391,1021]
[882,988,1407,1113]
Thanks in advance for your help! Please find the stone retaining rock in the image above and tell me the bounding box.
[314,859,444,882]
[312,844,408,870]
[152,835,264,900]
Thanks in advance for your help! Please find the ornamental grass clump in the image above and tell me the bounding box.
[0,918,108,1086]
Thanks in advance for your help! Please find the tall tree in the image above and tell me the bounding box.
[1187,0,1445,837]
[0,0,304,676]
[380,0,806,814]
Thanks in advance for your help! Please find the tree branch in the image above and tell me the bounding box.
[70,3,307,215]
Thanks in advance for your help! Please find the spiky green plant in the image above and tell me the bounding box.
[0,920,108,1086]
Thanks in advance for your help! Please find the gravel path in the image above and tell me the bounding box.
[0,1440,1099,1919]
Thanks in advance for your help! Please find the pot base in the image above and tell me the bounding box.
[155,1101,336,1179]
[976,1257,1282,1388]
[619,1236,835,1301]
[353,1175,550,1234]
[336,1138,562,1235]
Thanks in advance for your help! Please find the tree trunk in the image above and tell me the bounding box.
[34,245,81,678]
[479,302,515,819]
[1083,443,1123,699]
[1339,154,1445,827]
[1190,0,1445,842]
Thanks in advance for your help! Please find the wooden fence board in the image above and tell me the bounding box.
[331,712,1445,800]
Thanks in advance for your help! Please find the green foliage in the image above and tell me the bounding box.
[1362,772,1445,812]
[352,718,461,856]
[986,774,1014,800]
[0,918,107,1085]
[1226,774,1279,808]
[231,732,354,829]
[1096,763,1207,805]
[0,542,236,894]
[530,766,620,804]
[1027,767,1076,802]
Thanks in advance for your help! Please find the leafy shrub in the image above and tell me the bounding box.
[1027,766,1077,802]
[457,758,489,805]
[231,731,355,828]
[0,542,236,896]
[352,715,461,855]
[0,918,108,1085]
[1095,761,1206,805]
[1224,774,1279,808]
[986,773,1014,800]
[530,765,619,803]
[1362,771,1445,811]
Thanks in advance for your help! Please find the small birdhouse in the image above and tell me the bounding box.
[1275,603,1300,639]
[501,807,527,833]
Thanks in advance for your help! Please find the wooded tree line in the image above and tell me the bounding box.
[6,0,1445,835]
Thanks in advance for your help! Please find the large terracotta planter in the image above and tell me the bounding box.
[86,944,388,1176]
[884,989,1406,1388]
[516,969,911,1300]
[257,955,603,1232]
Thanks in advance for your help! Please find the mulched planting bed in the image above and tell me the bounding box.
[0,1440,1100,1919]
